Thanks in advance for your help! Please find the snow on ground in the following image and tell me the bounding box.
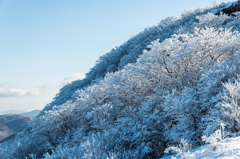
[161,136,240,159]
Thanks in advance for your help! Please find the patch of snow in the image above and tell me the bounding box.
[161,136,240,159]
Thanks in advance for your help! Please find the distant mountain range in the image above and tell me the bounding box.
[0,110,41,118]
[18,110,41,118]
[0,110,27,115]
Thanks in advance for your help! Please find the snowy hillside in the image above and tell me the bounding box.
[39,1,237,117]
[2,1,240,159]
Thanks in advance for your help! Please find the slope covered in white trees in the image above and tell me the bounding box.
[38,1,226,117]
[2,1,240,159]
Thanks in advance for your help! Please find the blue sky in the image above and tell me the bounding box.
[0,0,235,111]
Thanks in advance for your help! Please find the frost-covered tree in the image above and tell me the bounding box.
[204,76,240,137]
[162,88,201,145]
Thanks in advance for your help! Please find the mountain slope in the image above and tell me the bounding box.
[39,4,214,116]
[0,125,13,141]
[0,115,29,142]
[40,1,240,118]
[2,1,240,159]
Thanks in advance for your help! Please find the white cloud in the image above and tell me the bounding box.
[0,83,44,98]
[0,87,41,97]
[60,72,85,86]
[0,72,85,98]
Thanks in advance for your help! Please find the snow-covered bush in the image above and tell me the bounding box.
[202,123,227,151]
[204,75,240,137]
[162,88,200,146]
